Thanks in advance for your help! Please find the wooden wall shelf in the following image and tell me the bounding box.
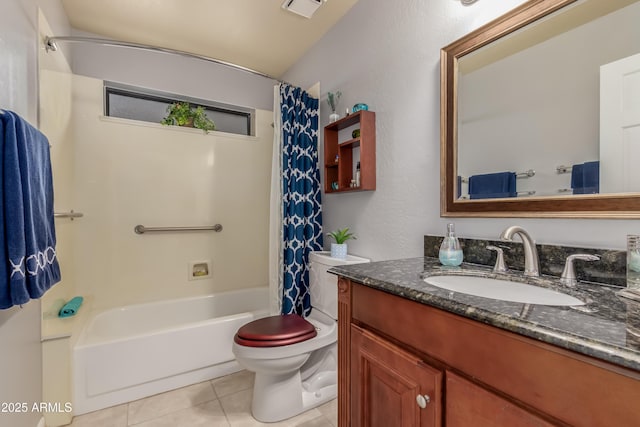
[324,110,376,193]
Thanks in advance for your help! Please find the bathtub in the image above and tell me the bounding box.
[73,287,269,415]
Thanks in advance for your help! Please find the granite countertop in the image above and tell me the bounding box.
[329,257,640,372]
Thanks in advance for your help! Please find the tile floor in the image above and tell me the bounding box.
[67,370,337,427]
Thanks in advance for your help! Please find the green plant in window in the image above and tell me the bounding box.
[161,102,216,133]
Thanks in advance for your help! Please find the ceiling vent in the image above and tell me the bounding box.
[282,0,324,19]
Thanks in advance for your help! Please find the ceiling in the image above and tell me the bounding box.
[60,0,359,78]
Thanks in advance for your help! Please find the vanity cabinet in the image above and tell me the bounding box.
[324,110,375,193]
[351,325,442,426]
[446,372,554,427]
[337,277,640,427]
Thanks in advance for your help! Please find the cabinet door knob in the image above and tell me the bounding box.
[416,394,430,409]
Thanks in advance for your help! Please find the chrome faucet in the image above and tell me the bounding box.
[499,226,540,277]
[486,245,508,273]
[560,254,600,287]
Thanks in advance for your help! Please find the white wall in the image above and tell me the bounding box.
[36,13,279,310]
[458,2,640,197]
[69,30,277,112]
[283,0,640,259]
[1,2,70,427]
[53,22,278,312]
[39,6,77,319]
[70,75,272,310]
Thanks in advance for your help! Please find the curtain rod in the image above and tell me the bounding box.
[44,36,286,84]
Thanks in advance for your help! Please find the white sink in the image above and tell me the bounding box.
[424,275,584,306]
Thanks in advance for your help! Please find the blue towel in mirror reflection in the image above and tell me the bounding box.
[571,161,599,194]
[468,172,517,199]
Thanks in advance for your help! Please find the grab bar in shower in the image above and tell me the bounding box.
[54,210,84,220]
[134,224,223,234]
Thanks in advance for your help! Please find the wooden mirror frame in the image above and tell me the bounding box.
[440,0,640,218]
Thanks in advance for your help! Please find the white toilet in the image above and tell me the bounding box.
[232,251,369,422]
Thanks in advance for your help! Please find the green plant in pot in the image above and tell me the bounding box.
[327,91,342,123]
[327,227,356,259]
[161,102,216,133]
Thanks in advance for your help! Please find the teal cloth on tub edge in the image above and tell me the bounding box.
[58,296,83,318]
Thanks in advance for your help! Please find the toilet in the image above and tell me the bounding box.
[232,251,369,422]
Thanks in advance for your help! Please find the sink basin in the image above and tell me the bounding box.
[424,275,584,306]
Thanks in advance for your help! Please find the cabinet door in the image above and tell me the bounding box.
[446,372,555,427]
[351,325,442,427]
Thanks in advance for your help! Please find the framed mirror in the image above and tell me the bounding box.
[441,0,640,217]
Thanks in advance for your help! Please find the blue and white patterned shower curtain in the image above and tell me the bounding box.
[279,84,323,316]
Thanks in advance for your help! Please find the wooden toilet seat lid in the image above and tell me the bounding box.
[234,314,317,347]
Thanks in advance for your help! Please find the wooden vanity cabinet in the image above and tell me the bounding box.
[337,277,640,427]
[351,325,442,426]
[446,372,555,427]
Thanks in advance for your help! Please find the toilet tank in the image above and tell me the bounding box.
[309,251,370,319]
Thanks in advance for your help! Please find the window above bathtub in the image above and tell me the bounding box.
[104,81,255,136]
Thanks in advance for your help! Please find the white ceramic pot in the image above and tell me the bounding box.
[331,243,347,259]
[329,112,339,123]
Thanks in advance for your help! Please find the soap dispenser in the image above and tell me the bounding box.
[439,223,463,266]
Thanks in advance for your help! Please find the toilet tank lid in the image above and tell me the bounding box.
[309,251,370,266]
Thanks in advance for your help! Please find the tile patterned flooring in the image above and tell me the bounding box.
[67,370,337,427]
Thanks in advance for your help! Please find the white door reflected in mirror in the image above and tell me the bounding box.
[600,52,640,194]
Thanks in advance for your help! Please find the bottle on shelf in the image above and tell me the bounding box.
[439,223,463,266]
[355,162,361,187]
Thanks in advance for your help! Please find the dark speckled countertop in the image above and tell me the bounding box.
[329,257,640,372]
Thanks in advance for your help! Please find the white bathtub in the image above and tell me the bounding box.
[73,287,269,415]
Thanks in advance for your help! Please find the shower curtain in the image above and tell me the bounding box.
[269,83,322,317]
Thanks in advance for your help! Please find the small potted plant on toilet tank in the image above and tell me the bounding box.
[327,227,356,259]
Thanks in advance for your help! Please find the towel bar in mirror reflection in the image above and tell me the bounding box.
[460,190,537,199]
[460,169,535,183]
